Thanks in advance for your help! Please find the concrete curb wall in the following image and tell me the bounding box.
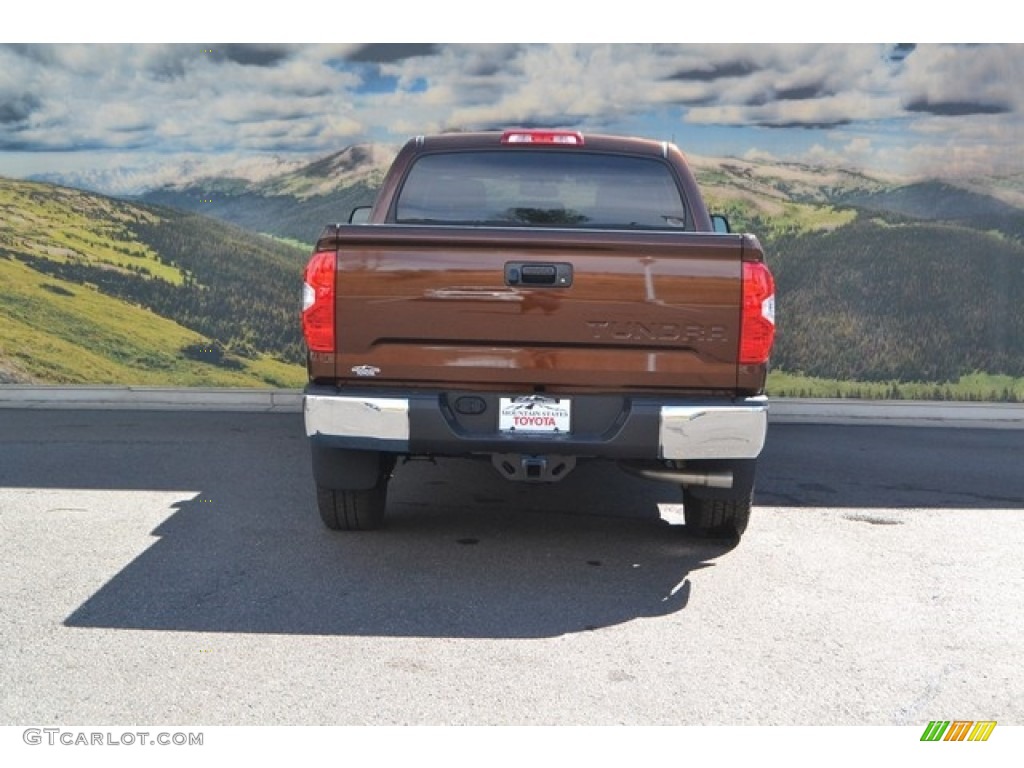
[1,386,1023,429]
[0,386,302,413]
[768,398,1024,429]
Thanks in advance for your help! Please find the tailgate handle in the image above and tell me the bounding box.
[522,265,556,283]
[505,262,573,287]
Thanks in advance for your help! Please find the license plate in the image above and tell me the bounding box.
[499,396,571,434]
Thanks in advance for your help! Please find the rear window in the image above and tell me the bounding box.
[394,150,689,229]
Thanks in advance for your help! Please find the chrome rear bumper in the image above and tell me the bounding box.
[304,389,767,461]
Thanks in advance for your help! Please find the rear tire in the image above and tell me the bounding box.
[682,459,755,539]
[316,482,388,531]
[682,490,752,538]
[311,447,394,531]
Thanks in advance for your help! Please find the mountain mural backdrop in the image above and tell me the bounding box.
[3,144,1024,399]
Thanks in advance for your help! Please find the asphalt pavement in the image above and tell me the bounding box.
[0,409,1021,725]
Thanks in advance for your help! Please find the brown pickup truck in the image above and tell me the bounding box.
[301,130,775,540]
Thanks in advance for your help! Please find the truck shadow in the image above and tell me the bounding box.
[42,412,732,638]
[65,488,727,639]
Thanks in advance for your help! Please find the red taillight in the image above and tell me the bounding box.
[501,129,584,146]
[739,261,776,365]
[301,250,336,353]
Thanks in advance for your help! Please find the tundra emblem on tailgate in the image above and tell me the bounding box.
[351,365,381,377]
[586,321,728,343]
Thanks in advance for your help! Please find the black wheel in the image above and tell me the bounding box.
[681,459,755,539]
[682,488,752,538]
[316,482,388,531]
[311,446,394,531]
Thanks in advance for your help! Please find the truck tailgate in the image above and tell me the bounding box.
[326,226,749,392]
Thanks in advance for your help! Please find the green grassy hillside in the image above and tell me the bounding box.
[769,215,1024,384]
[0,178,306,387]
[839,181,1024,238]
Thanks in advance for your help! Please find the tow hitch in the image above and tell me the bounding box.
[491,454,577,483]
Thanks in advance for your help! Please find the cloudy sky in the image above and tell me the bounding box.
[2,41,1022,193]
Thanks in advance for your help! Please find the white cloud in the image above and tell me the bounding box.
[899,44,1024,113]
[3,43,1024,187]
